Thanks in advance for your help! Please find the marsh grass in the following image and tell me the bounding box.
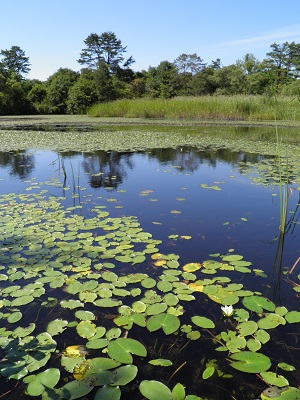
[88,95,300,121]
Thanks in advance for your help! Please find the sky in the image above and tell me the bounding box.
[1,0,300,81]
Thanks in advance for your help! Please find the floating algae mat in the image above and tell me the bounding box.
[0,122,299,399]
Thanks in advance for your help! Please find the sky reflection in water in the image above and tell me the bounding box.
[0,146,299,304]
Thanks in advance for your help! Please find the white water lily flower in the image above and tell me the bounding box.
[221,305,234,317]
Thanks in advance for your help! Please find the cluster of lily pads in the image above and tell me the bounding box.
[0,187,299,400]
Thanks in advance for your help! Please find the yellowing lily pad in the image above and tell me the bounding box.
[183,263,201,272]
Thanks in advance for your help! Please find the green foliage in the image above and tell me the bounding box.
[45,68,79,114]
[88,95,300,121]
[67,69,98,113]
[78,31,134,72]
[145,61,179,98]
[0,45,30,76]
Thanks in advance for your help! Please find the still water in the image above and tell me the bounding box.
[1,146,299,299]
[0,139,299,399]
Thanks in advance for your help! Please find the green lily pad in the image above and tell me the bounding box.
[113,314,144,329]
[147,313,180,335]
[11,295,34,307]
[94,385,121,400]
[157,280,173,292]
[278,362,296,372]
[7,311,22,324]
[222,254,243,262]
[75,310,96,321]
[254,329,270,344]
[226,335,247,353]
[257,313,286,330]
[164,293,179,306]
[260,371,289,387]
[105,328,122,341]
[148,359,173,367]
[94,298,122,308]
[230,351,271,373]
[191,316,215,329]
[59,380,93,399]
[46,319,68,336]
[60,300,84,309]
[76,357,120,385]
[76,320,96,339]
[246,338,261,352]
[261,387,300,400]
[171,383,185,400]
[285,311,300,323]
[107,338,147,363]
[237,321,258,336]
[110,365,138,386]
[139,380,172,400]
[141,278,157,289]
[202,366,215,379]
[146,303,167,316]
[132,301,147,313]
[13,323,36,338]
[243,296,275,313]
[27,368,60,396]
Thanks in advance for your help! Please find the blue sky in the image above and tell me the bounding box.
[1,0,300,81]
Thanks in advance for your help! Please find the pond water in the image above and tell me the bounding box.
[0,121,299,400]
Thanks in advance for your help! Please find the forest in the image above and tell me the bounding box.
[1,31,300,115]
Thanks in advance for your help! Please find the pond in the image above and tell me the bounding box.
[0,117,299,400]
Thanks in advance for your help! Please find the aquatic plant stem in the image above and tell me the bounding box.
[167,361,187,383]
[288,256,300,275]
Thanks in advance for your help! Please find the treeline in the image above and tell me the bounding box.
[1,32,300,115]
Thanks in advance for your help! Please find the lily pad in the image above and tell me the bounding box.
[237,321,258,336]
[257,313,286,330]
[107,338,147,363]
[147,313,180,335]
[230,351,271,373]
[191,316,215,329]
[285,311,300,323]
[260,371,289,388]
[46,319,68,336]
[76,320,97,339]
[139,380,172,400]
[59,380,93,399]
[94,385,121,400]
[148,359,173,367]
[243,296,275,314]
[27,368,60,396]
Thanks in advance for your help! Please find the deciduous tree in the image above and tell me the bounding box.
[174,53,205,75]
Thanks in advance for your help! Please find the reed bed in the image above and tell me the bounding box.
[88,96,300,121]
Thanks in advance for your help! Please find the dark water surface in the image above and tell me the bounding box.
[0,127,299,399]
[1,147,299,297]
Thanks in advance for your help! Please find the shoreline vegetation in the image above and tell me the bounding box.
[88,96,300,123]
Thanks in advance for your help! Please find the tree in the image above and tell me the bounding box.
[174,53,205,75]
[211,64,246,95]
[78,32,134,72]
[0,45,30,76]
[145,61,179,98]
[45,68,79,114]
[236,53,260,75]
[67,69,98,113]
[265,42,300,89]
[93,61,116,102]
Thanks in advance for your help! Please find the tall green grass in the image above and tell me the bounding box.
[88,96,300,121]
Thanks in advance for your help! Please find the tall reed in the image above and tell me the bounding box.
[88,96,300,121]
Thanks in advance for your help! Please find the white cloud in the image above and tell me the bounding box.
[223,25,300,48]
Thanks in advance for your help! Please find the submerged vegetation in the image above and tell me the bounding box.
[0,120,299,399]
